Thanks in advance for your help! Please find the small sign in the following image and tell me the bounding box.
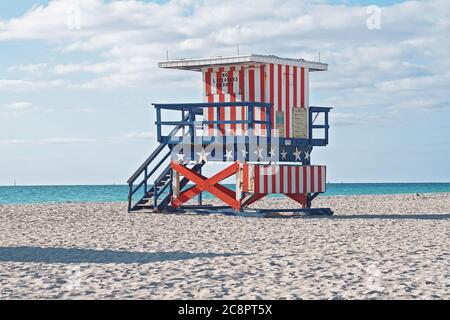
[292,107,307,138]
[211,72,239,90]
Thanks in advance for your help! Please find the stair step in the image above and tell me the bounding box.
[135,203,154,208]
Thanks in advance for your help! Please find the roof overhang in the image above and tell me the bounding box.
[158,54,328,72]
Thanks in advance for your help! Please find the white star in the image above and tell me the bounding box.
[280,149,287,160]
[293,147,302,161]
[241,148,248,159]
[304,150,310,160]
[176,152,186,163]
[196,148,210,163]
[269,146,276,157]
[225,149,234,161]
[253,146,264,160]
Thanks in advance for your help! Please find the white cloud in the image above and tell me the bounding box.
[0,0,448,114]
[2,101,34,110]
[0,101,38,119]
[8,63,48,74]
[0,79,65,91]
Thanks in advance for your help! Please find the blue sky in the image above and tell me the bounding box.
[1,0,449,185]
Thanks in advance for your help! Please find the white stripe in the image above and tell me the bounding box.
[259,166,265,194]
[211,70,217,95]
[297,67,301,107]
[274,165,280,193]
[225,94,231,134]
[291,167,296,193]
[259,166,265,193]
[314,166,319,193]
[305,68,309,108]
[266,64,271,103]
[298,167,303,193]
[235,93,242,135]
[273,64,278,114]
[253,67,260,135]
[233,70,239,94]
[283,166,288,193]
[254,66,261,102]
[306,166,312,193]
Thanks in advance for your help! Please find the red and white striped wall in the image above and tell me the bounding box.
[202,64,309,137]
[242,164,326,194]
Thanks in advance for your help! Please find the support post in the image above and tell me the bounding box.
[156,106,162,142]
[248,103,254,134]
[172,169,180,199]
[198,166,203,206]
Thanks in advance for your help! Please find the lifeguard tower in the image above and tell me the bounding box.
[127,54,332,215]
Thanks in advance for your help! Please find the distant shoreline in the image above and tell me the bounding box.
[2,182,450,187]
[1,191,450,206]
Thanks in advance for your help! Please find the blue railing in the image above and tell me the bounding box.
[309,106,332,146]
[154,102,272,143]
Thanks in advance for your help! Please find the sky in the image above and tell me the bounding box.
[0,0,449,185]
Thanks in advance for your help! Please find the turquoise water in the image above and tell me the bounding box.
[1,183,450,205]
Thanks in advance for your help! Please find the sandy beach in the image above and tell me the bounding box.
[0,193,449,299]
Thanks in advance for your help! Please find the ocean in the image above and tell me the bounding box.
[1,183,450,205]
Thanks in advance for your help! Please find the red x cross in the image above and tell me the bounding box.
[170,161,241,211]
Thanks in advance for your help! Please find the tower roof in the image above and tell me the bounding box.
[158,54,327,72]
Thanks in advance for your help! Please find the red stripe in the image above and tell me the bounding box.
[249,68,255,135]
[219,93,225,135]
[285,65,290,137]
[229,67,236,133]
[310,166,315,193]
[277,64,282,112]
[262,166,269,193]
[260,65,266,132]
[269,64,275,131]
[239,66,245,133]
[318,166,322,193]
[254,164,260,193]
[230,93,236,135]
[293,66,297,108]
[268,166,277,193]
[295,166,300,193]
[280,165,284,193]
[303,166,307,194]
[301,67,305,108]
[206,68,213,134]
[287,166,292,194]
[208,94,214,135]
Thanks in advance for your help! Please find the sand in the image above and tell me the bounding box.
[0,193,449,299]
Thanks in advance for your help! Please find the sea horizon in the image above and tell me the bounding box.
[1,182,450,205]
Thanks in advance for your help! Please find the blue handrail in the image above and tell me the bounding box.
[154,102,272,143]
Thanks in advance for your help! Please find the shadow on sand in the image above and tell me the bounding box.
[0,246,246,264]
[298,213,450,220]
